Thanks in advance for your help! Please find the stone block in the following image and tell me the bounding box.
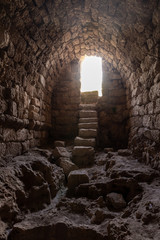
[155,114,160,130]
[106,192,126,210]
[79,110,97,118]
[154,98,160,114]
[59,157,78,177]
[28,111,39,121]
[29,105,40,113]
[9,101,17,117]
[79,104,96,110]
[72,146,95,167]
[54,141,65,147]
[0,99,7,113]
[78,122,98,129]
[79,117,98,123]
[74,137,96,147]
[6,142,22,156]
[22,141,30,153]
[143,115,153,128]
[79,129,97,138]
[31,98,40,107]
[17,129,28,141]
[3,129,16,142]
[0,143,6,156]
[53,147,71,159]
[68,169,89,192]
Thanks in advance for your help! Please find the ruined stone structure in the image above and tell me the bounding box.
[1,0,160,166]
[0,1,160,239]
[0,0,160,166]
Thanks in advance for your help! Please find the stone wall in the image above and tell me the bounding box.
[52,60,80,139]
[0,0,159,169]
[127,57,160,169]
[0,5,54,157]
[97,63,129,149]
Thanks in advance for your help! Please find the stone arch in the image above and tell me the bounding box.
[0,0,159,165]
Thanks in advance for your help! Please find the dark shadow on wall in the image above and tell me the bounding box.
[51,60,81,140]
[97,61,129,149]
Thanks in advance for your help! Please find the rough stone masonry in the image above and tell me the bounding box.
[0,1,160,239]
[0,0,160,168]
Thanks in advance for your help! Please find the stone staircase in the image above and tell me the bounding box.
[72,103,98,167]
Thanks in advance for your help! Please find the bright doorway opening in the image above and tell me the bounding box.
[80,56,102,96]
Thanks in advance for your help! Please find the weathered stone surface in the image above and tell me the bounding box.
[6,142,22,156]
[68,169,89,192]
[0,150,64,236]
[53,147,71,159]
[79,129,97,138]
[0,220,7,240]
[54,141,65,147]
[59,157,78,177]
[72,146,95,167]
[78,122,98,129]
[91,209,106,224]
[79,110,97,118]
[81,91,98,104]
[1,150,160,240]
[79,118,98,123]
[118,149,132,156]
[106,192,126,210]
[0,143,6,156]
[74,137,96,147]
[79,104,96,110]
[0,0,159,167]
[107,219,130,239]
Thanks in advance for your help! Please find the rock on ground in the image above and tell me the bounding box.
[72,146,95,167]
[106,192,127,210]
[59,157,78,177]
[53,147,71,159]
[1,149,160,240]
[68,169,89,193]
[0,149,65,237]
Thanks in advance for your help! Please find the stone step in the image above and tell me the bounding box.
[79,129,97,138]
[79,118,98,123]
[79,110,97,118]
[78,122,98,129]
[72,146,95,167]
[79,104,96,110]
[74,136,96,147]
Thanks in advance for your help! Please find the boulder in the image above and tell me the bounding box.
[59,157,78,177]
[53,147,70,159]
[106,192,126,210]
[91,209,105,224]
[72,146,95,167]
[68,170,89,192]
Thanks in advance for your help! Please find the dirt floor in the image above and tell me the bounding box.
[0,146,160,240]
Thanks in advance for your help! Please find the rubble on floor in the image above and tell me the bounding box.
[0,146,159,240]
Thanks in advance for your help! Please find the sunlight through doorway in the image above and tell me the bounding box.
[80,56,102,96]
